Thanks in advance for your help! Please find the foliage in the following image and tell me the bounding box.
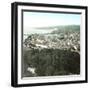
[23,49,80,77]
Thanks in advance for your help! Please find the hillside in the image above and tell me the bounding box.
[22,25,80,77]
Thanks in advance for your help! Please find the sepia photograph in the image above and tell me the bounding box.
[22,11,80,78]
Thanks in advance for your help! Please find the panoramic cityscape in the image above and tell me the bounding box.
[22,12,80,77]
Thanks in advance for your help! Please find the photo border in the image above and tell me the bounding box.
[11,2,88,87]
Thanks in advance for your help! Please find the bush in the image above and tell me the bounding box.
[23,49,80,77]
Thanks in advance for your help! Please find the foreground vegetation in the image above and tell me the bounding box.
[22,49,80,77]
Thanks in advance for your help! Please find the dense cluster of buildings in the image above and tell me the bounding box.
[24,31,80,53]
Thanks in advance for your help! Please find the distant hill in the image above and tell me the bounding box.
[51,25,80,34]
[35,25,80,34]
[36,25,80,30]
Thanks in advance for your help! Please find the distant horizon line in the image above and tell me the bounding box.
[24,24,80,29]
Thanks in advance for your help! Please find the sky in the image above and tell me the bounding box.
[23,11,81,34]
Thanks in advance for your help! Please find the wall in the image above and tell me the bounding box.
[0,0,89,89]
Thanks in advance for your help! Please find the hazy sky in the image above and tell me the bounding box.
[23,11,81,34]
